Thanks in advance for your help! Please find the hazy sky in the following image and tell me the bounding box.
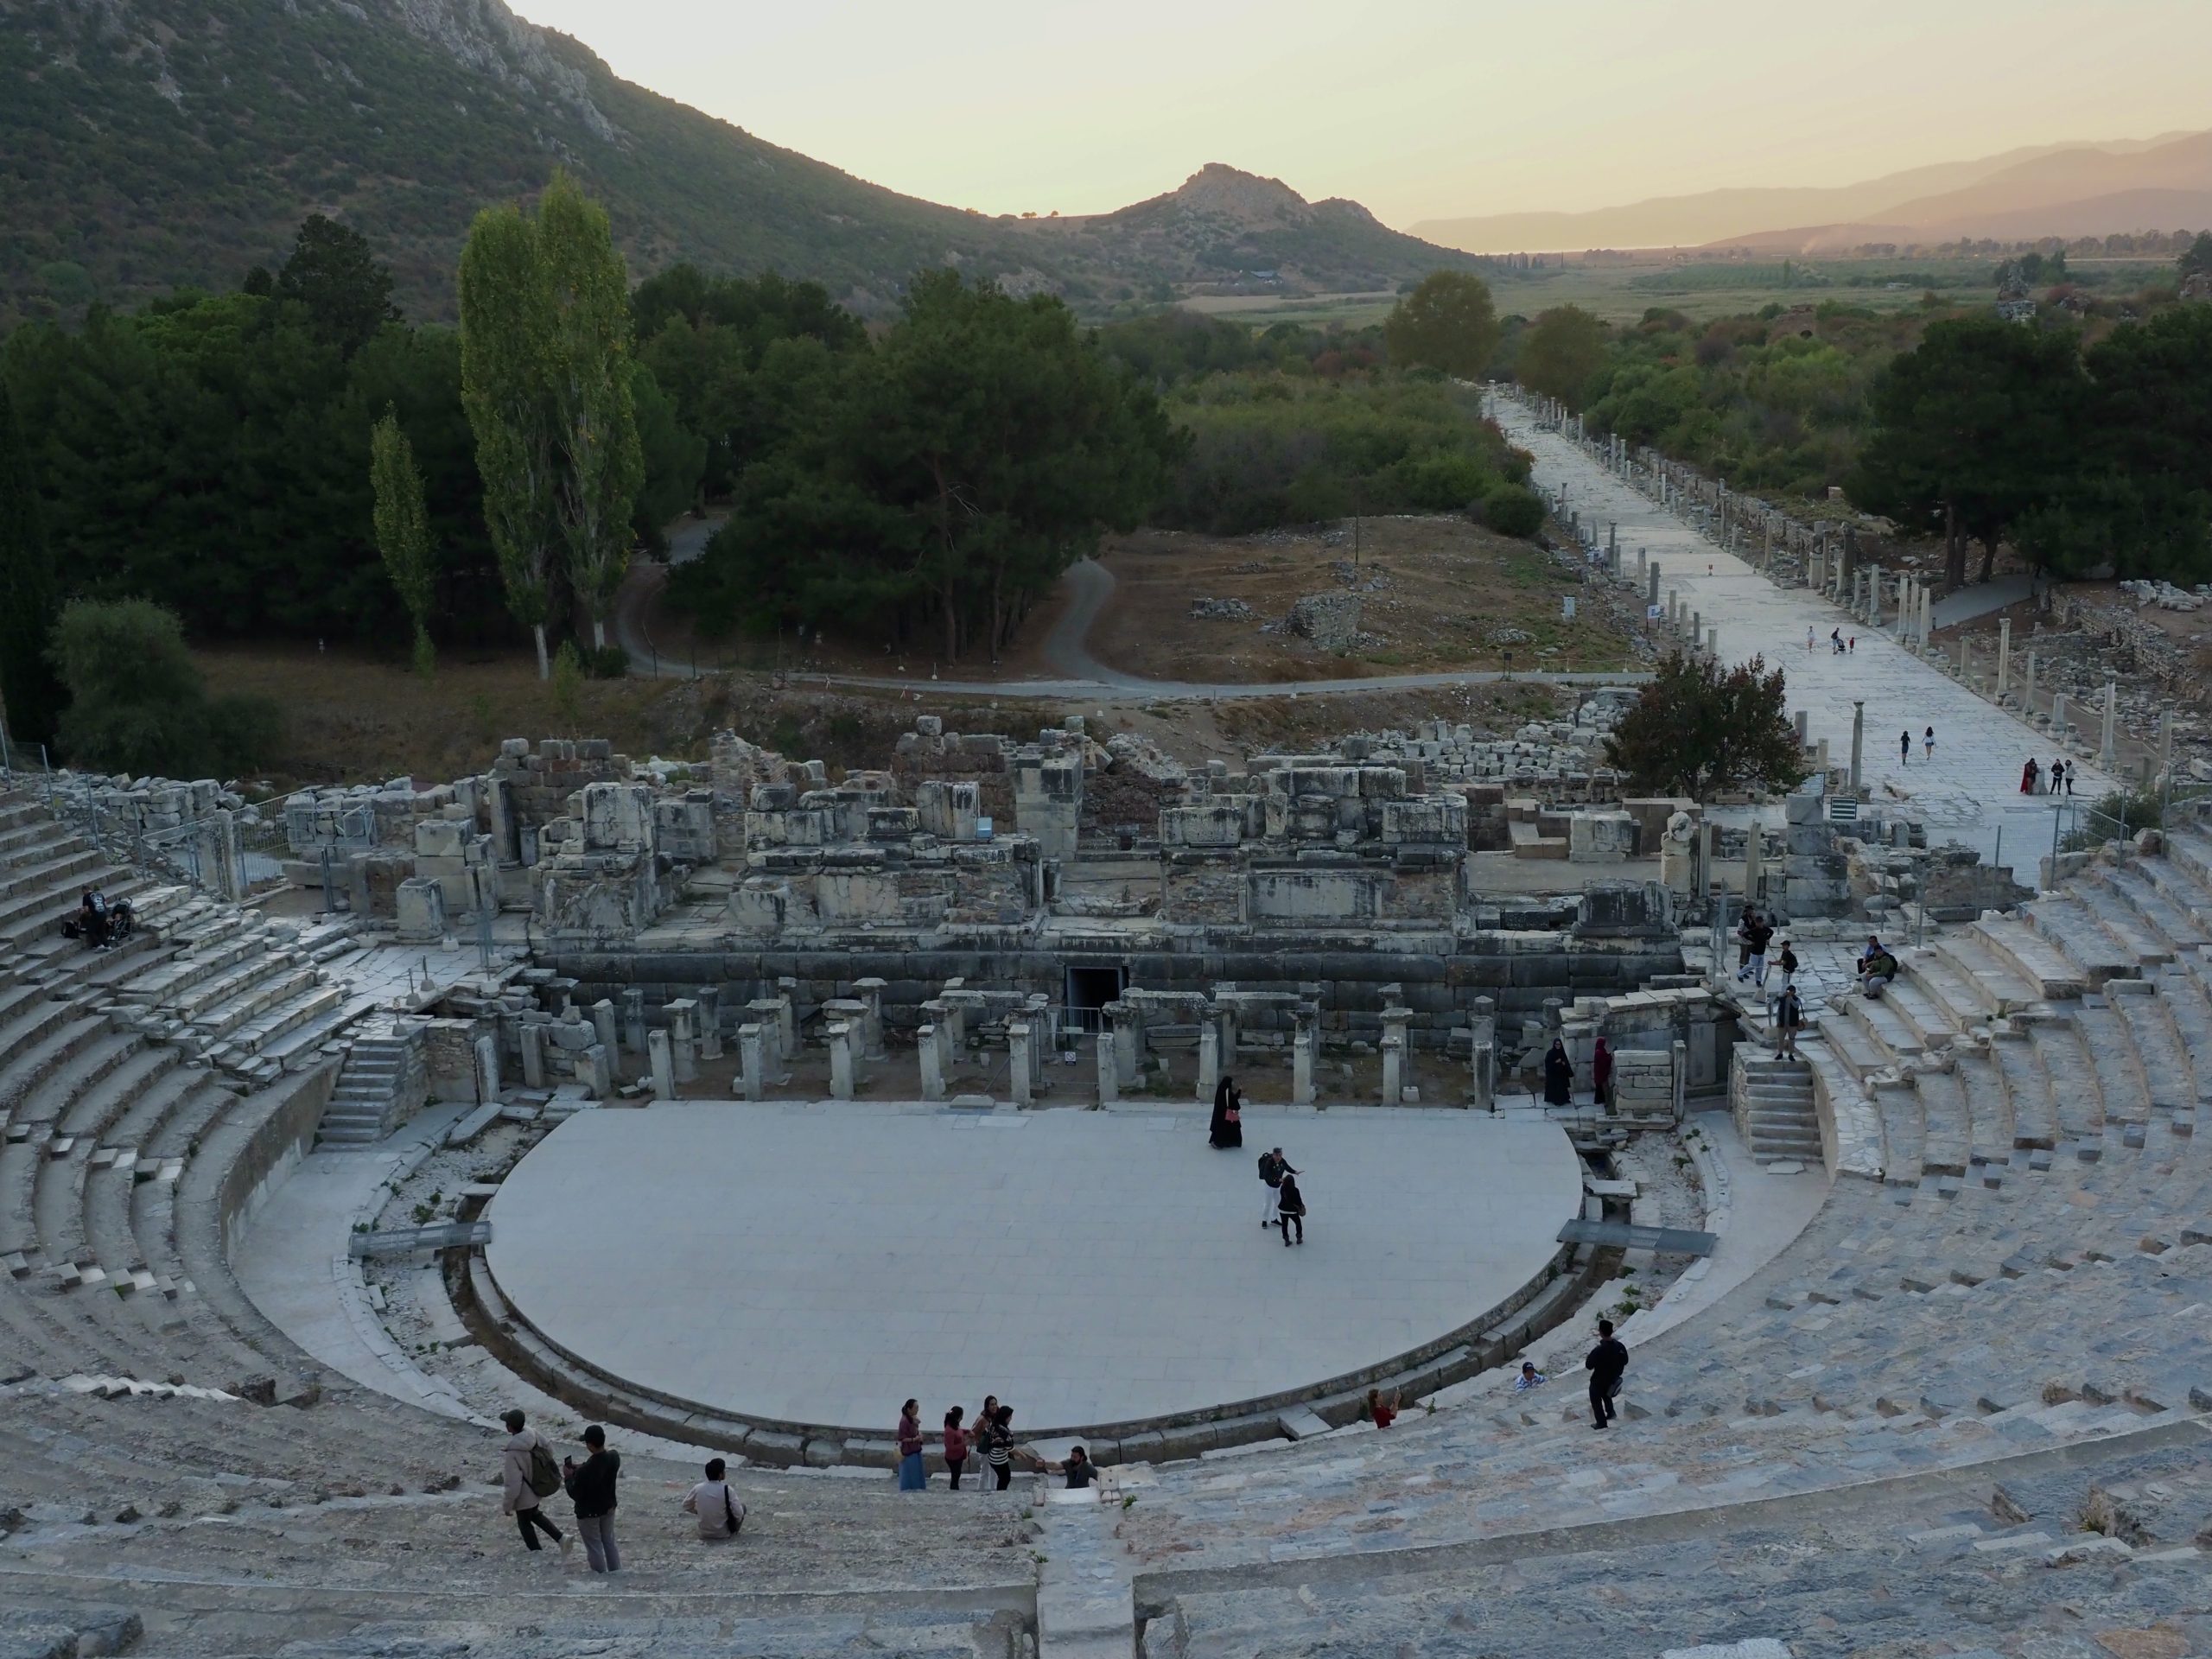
[512,0,2212,226]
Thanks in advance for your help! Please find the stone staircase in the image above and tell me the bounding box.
[316,1026,428,1147]
[1731,1053,1820,1164]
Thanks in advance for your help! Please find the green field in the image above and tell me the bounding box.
[1175,256,2177,329]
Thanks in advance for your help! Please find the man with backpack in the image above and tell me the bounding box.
[1257,1147,1298,1227]
[500,1408,569,1555]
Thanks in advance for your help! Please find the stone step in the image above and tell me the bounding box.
[2094,863,2208,950]
[2070,875,2178,963]
[1840,988,1926,1068]
[2024,1016,2107,1142]
[1815,1005,1894,1084]
[2107,985,2193,1109]
[1971,914,2088,998]
[1897,949,1993,1033]
[1988,1030,2057,1150]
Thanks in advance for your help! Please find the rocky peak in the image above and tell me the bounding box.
[376,0,617,143]
[1167,163,1315,227]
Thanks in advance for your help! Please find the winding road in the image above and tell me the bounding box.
[618,538,1648,703]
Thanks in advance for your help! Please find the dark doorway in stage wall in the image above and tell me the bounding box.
[1064,965,1127,1037]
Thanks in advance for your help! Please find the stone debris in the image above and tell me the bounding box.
[1187,596,1256,620]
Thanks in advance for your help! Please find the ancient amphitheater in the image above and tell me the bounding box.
[0,747,2209,1658]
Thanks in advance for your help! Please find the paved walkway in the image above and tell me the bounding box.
[485,1101,1581,1433]
[1489,396,2113,882]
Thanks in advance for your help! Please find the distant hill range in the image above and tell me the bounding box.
[1412,130,2212,255]
[0,0,1478,325]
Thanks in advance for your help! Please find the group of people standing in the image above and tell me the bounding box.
[903,1395,1099,1493]
[1211,1077,1310,1244]
[2020,756,2075,795]
[1541,1035,1611,1108]
[499,1408,747,1573]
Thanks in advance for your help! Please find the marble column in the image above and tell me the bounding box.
[738,1024,764,1101]
[696,986,722,1061]
[648,1029,675,1102]
[1008,1020,1033,1106]
[918,1024,945,1102]
[828,1020,855,1100]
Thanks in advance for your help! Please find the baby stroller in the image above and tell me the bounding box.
[60,891,134,950]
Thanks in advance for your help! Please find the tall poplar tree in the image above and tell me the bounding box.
[370,409,438,678]
[0,384,66,750]
[538,174,643,652]
[459,200,559,678]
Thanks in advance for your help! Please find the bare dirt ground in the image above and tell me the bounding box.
[1084,517,1635,683]
[196,641,1584,790]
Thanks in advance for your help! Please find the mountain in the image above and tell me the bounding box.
[1026,163,1480,295]
[0,0,1478,326]
[1410,131,2208,254]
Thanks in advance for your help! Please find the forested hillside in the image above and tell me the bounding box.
[0,0,1480,327]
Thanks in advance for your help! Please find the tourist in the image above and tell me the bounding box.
[1274,1171,1306,1246]
[682,1457,745,1540]
[896,1399,927,1491]
[1366,1387,1398,1427]
[1515,1362,1548,1392]
[1805,626,1815,652]
[943,1407,970,1491]
[1209,1074,1243,1149]
[1923,726,1935,760]
[1586,1318,1629,1429]
[1857,936,1897,998]
[1258,1147,1297,1227]
[1733,907,1759,982]
[1771,938,1798,1001]
[1900,730,1910,766]
[499,1408,569,1556]
[563,1424,620,1573]
[973,1394,999,1469]
[2022,757,2040,795]
[1031,1445,1106,1493]
[1746,912,1773,988]
[1773,983,1803,1059]
[1592,1037,1612,1108]
[2050,759,2066,796]
[1848,635,1856,653]
[1831,628,1844,654]
[985,1406,1017,1490]
[1541,1038,1573,1108]
[2057,759,2073,796]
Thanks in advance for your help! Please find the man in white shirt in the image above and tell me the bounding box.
[682,1457,746,1541]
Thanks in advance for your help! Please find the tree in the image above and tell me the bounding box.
[459,200,560,677]
[1382,271,1500,378]
[628,361,707,549]
[1482,481,1545,538]
[536,174,644,652]
[0,383,67,749]
[275,214,400,357]
[1847,317,2084,588]
[1605,652,1806,798]
[48,598,278,777]
[673,271,1180,660]
[2179,232,2212,281]
[1516,306,1609,405]
[370,410,438,677]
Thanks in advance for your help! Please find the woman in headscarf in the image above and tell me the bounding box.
[1591,1037,1612,1107]
[2021,757,2038,795]
[1209,1074,1243,1148]
[1542,1038,1573,1108]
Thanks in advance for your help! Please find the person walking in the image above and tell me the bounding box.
[1542,1037,1573,1107]
[984,1406,1017,1491]
[1208,1075,1243,1149]
[1900,729,1911,766]
[1747,912,1773,989]
[1257,1147,1297,1227]
[943,1407,970,1491]
[1923,726,1935,760]
[1733,907,1758,982]
[1367,1387,1399,1427]
[563,1424,620,1573]
[682,1457,745,1540]
[499,1408,569,1557]
[1274,1171,1306,1246]
[1592,1036,1612,1108]
[1831,628,1845,654]
[1806,626,1815,652]
[896,1399,928,1491]
[1774,983,1803,1059]
[1586,1319,1629,1429]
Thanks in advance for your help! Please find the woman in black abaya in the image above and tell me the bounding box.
[1209,1074,1243,1147]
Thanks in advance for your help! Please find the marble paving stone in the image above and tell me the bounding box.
[484,1102,1581,1432]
